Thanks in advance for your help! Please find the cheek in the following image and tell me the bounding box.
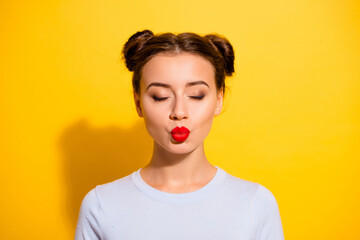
[142,101,169,133]
[191,98,217,128]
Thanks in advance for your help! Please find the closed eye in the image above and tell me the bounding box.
[190,95,204,100]
[152,96,168,102]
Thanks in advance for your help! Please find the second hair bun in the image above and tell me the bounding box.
[122,30,154,71]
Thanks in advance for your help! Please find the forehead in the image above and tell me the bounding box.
[140,52,215,88]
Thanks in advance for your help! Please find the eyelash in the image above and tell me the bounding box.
[152,96,204,102]
[191,95,204,101]
[152,97,168,102]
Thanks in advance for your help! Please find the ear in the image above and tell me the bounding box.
[133,92,143,118]
[214,89,223,116]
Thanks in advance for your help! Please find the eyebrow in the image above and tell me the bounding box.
[146,80,210,91]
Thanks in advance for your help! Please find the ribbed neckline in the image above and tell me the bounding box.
[131,166,227,203]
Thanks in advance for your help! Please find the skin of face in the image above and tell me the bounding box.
[133,52,223,155]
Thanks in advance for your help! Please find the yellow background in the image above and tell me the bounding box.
[1,0,359,239]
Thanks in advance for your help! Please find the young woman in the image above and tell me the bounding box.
[75,30,284,240]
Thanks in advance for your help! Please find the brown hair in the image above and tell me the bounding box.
[121,30,235,96]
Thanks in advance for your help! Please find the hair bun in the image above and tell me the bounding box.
[122,30,154,71]
[204,34,235,76]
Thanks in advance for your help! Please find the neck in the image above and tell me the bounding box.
[141,141,216,187]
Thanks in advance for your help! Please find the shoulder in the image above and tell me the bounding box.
[222,173,284,239]
[255,184,279,206]
[222,171,279,207]
[76,187,104,239]
[253,185,284,239]
[94,173,135,205]
[96,174,133,193]
[225,173,259,189]
[223,172,262,198]
[79,187,102,214]
[79,172,134,209]
[77,174,134,220]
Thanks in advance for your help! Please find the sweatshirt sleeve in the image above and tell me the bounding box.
[74,187,103,240]
[254,185,284,240]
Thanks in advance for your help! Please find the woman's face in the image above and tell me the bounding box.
[134,52,223,154]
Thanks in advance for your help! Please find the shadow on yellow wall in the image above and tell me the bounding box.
[58,119,153,226]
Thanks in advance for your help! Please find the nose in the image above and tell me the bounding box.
[169,96,188,120]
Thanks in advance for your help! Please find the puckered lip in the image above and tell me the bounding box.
[171,126,190,134]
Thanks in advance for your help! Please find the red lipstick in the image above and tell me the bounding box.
[171,126,190,142]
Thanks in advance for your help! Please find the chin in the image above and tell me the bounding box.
[157,141,199,155]
[168,146,195,155]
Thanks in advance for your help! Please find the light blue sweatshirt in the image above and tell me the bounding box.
[75,166,284,240]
